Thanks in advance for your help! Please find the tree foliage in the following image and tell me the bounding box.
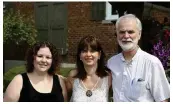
[3,8,37,46]
[3,9,37,60]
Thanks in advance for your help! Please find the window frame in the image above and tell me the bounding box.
[102,2,119,23]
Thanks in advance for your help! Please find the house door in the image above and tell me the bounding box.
[34,2,68,55]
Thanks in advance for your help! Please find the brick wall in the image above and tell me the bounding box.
[151,9,170,24]
[67,2,117,63]
[14,2,34,18]
[13,2,169,63]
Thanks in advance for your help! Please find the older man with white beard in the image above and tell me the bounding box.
[107,14,170,102]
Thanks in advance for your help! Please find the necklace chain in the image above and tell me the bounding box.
[81,77,100,91]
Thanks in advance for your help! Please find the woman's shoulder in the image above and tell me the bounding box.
[65,69,78,86]
[12,74,23,83]
[56,74,66,81]
[3,74,23,102]
[55,74,66,88]
[68,69,78,77]
[54,74,67,87]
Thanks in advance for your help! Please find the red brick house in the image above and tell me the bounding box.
[3,2,170,63]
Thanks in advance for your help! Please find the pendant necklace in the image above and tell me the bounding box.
[81,77,100,97]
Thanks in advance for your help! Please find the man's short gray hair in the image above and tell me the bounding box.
[116,14,142,31]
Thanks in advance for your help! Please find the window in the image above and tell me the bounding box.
[91,2,145,23]
[91,2,118,23]
[105,1,119,21]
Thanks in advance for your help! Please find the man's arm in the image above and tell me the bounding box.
[149,59,170,102]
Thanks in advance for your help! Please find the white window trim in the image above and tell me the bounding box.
[102,2,119,23]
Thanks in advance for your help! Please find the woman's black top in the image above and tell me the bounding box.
[18,73,64,102]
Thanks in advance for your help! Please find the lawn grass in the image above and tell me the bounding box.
[59,67,73,77]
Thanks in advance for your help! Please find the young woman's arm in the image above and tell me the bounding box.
[65,69,77,101]
[58,75,68,101]
[3,74,23,102]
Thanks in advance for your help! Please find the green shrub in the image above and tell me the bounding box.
[3,8,37,46]
[3,8,37,60]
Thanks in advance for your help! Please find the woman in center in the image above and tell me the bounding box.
[66,35,112,102]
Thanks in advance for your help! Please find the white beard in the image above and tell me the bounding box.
[118,38,138,51]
